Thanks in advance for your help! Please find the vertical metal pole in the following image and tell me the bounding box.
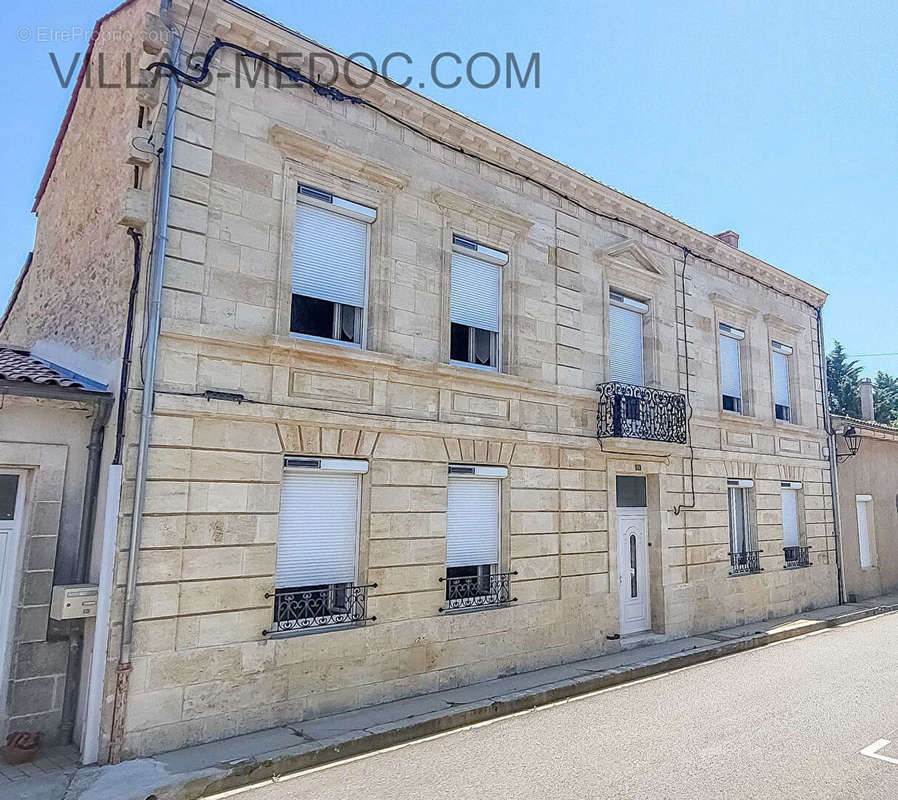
[108,32,180,763]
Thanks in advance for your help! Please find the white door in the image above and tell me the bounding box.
[0,473,25,731]
[618,512,650,635]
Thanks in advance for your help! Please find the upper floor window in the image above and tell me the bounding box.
[771,341,793,422]
[719,322,745,414]
[291,184,376,348]
[450,235,505,371]
[609,291,648,386]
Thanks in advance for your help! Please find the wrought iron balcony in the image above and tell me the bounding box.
[729,549,762,576]
[596,383,687,444]
[263,582,376,635]
[439,571,517,612]
[783,545,812,569]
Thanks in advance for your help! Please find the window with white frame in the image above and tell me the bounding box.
[609,291,648,386]
[856,494,874,569]
[291,184,376,347]
[445,464,506,608]
[772,341,793,422]
[727,479,758,573]
[272,456,368,632]
[780,481,808,567]
[719,323,745,414]
[449,235,505,370]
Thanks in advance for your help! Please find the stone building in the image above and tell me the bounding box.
[833,380,898,600]
[0,0,840,762]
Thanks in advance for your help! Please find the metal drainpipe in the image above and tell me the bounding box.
[107,31,180,764]
[817,306,846,604]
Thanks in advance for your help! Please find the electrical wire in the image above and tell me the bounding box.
[146,38,823,313]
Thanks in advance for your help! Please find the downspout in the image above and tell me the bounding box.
[114,228,142,465]
[58,393,113,743]
[817,306,846,604]
[107,31,180,764]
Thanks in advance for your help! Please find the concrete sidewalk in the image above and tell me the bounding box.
[9,593,898,800]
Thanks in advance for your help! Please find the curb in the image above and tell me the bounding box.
[93,602,898,800]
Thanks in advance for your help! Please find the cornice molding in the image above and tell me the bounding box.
[763,313,805,336]
[709,292,761,319]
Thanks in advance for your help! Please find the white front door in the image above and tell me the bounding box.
[0,473,25,733]
[618,512,650,635]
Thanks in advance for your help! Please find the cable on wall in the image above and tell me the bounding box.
[672,247,696,517]
[147,38,822,315]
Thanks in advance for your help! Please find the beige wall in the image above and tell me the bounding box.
[835,423,898,600]
[0,395,96,743]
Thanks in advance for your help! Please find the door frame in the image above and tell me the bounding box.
[0,470,28,732]
[617,507,651,635]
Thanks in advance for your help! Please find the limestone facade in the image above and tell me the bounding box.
[4,0,838,760]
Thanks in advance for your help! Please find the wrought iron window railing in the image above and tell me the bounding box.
[439,571,516,613]
[729,549,762,576]
[596,383,687,444]
[263,582,376,635]
[783,545,811,569]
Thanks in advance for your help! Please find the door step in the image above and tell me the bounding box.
[618,631,667,651]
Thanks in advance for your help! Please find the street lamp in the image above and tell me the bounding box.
[836,424,861,463]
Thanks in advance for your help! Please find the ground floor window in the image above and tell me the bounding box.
[269,458,371,634]
[856,495,874,569]
[443,465,512,611]
[727,479,760,575]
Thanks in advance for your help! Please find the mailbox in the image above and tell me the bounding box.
[50,584,99,620]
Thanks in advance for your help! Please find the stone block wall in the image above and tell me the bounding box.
[89,0,838,759]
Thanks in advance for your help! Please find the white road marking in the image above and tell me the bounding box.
[860,739,898,765]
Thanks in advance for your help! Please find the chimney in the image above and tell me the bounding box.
[714,230,740,248]
[859,378,875,421]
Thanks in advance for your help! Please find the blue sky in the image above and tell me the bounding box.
[2,1,896,375]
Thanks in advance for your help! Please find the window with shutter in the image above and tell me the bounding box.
[609,293,647,386]
[781,488,799,548]
[446,470,501,604]
[719,323,745,413]
[450,236,505,370]
[772,342,793,422]
[273,460,366,630]
[291,185,375,346]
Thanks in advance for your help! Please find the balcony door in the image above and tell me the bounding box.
[616,476,650,635]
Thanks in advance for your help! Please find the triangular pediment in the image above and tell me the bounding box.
[601,239,666,277]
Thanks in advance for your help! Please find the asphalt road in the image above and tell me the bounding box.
[230,613,898,799]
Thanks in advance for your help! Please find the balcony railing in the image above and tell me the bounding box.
[783,546,811,569]
[596,382,687,444]
[263,582,376,635]
[729,550,762,576]
[439,571,516,612]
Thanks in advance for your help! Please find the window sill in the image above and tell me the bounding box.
[449,359,499,373]
[727,570,764,578]
[439,600,513,615]
[783,563,812,570]
[264,621,368,639]
[290,332,362,349]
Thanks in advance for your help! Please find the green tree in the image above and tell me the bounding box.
[873,371,898,426]
[826,341,862,418]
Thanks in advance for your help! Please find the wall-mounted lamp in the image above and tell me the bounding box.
[836,424,861,463]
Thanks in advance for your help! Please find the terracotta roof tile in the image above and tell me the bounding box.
[0,348,90,388]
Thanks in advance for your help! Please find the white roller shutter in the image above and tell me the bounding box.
[447,476,499,567]
[450,252,501,333]
[720,333,743,401]
[609,304,644,385]
[276,471,359,587]
[856,498,873,569]
[781,488,799,548]
[293,203,368,308]
[773,351,790,408]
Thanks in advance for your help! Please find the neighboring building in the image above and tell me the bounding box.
[0,348,111,744]
[834,380,898,600]
[0,0,840,762]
